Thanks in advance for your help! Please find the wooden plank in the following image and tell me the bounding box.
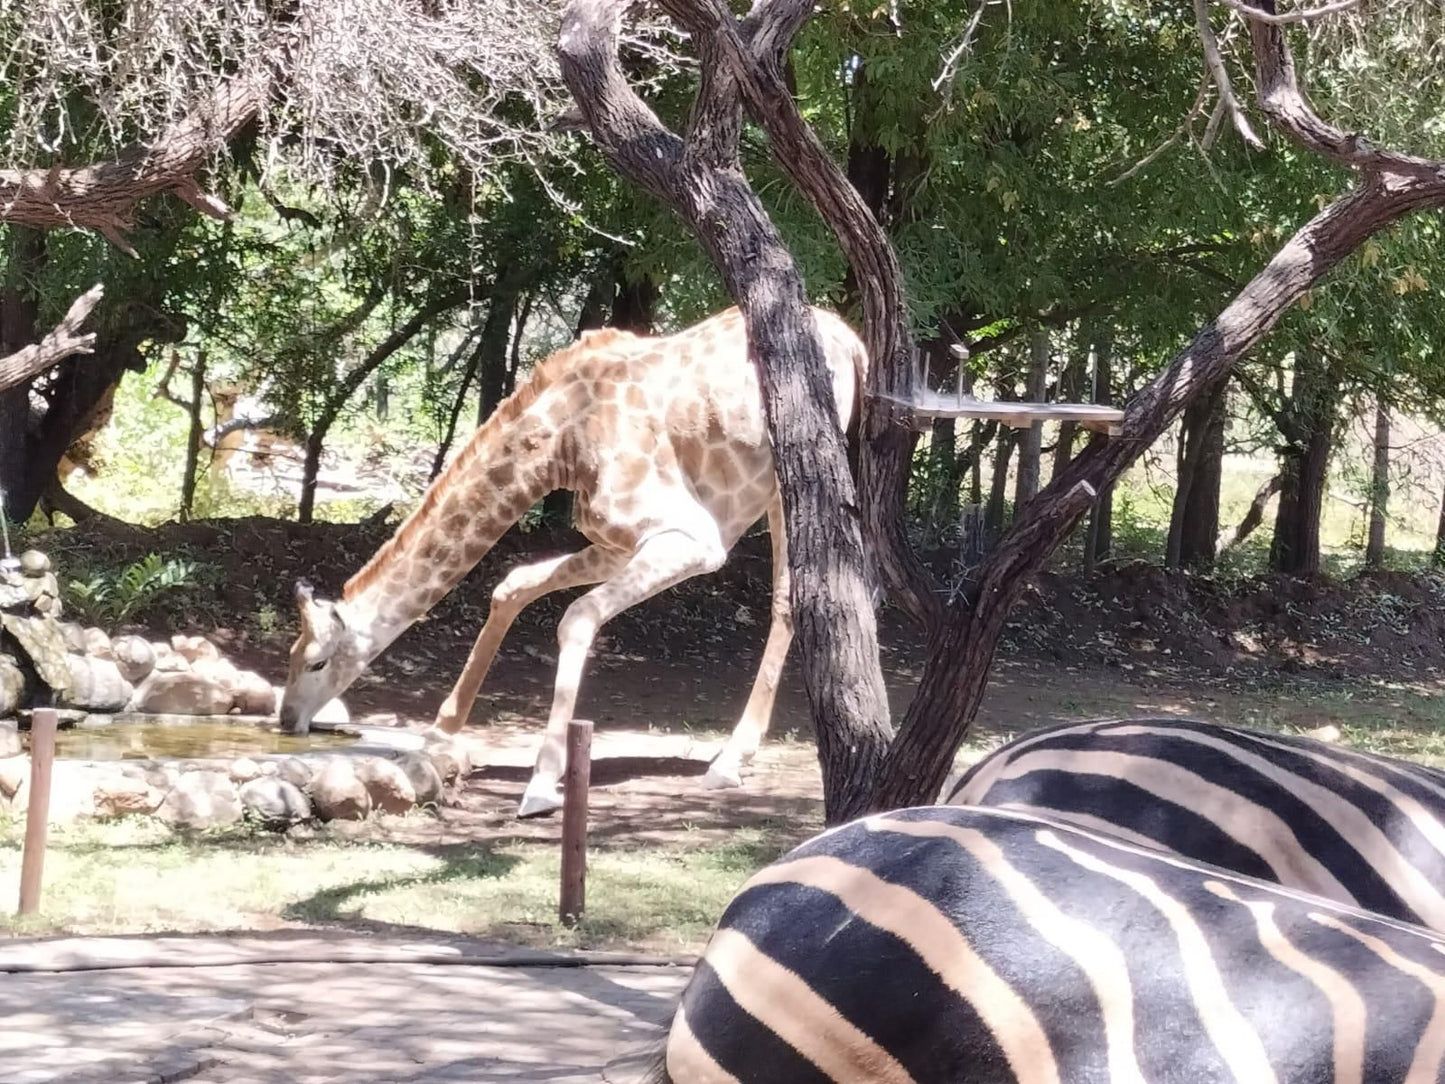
[18,708,57,916]
[559,718,594,927]
[908,391,1125,433]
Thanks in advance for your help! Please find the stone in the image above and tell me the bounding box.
[144,764,182,792]
[0,654,24,716]
[232,670,277,716]
[131,672,235,715]
[228,757,262,783]
[308,761,371,821]
[355,757,416,814]
[59,622,87,653]
[191,656,242,692]
[239,777,311,825]
[46,764,97,823]
[60,655,134,712]
[313,698,350,725]
[171,634,221,664]
[110,635,157,684]
[257,759,279,777]
[151,642,190,673]
[81,626,114,660]
[276,758,313,790]
[1306,724,1342,744]
[0,720,20,759]
[0,754,28,800]
[157,770,242,829]
[393,752,444,807]
[18,550,49,575]
[93,775,163,817]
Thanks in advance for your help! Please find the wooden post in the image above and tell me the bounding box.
[559,718,594,927]
[18,708,58,916]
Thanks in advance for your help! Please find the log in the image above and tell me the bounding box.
[559,719,594,927]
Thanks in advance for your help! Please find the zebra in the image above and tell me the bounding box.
[652,804,1445,1083]
[947,716,1445,934]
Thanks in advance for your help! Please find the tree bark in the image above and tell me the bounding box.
[610,272,657,332]
[0,74,264,246]
[179,352,207,522]
[1013,329,1048,515]
[984,427,1016,541]
[0,229,46,521]
[1166,378,1226,568]
[0,285,103,394]
[298,288,470,523]
[1083,334,1115,572]
[477,293,519,425]
[559,0,894,822]
[1270,352,1338,575]
[1220,473,1282,552]
[1435,485,1445,568]
[1366,399,1389,568]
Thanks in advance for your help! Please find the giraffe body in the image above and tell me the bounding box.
[280,307,867,817]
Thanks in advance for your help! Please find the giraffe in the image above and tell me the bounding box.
[279,306,867,818]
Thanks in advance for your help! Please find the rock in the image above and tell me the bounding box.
[46,764,97,823]
[228,757,262,783]
[0,754,28,800]
[151,642,190,673]
[171,634,221,664]
[276,757,314,790]
[0,655,24,716]
[81,627,114,660]
[144,764,182,792]
[0,721,20,759]
[111,636,157,684]
[59,622,87,653]
[61,655,134,712]
[239,777,311,825]
[313,698,350,725]
[308,761,371,821]
[355,757,416,814]
[1305,724,1342,744]
[19,550,49,575]
[92,775,163,817]
[192,656,241,691]
[156,770,242,829]
[257,759,279,777]
[393,752,444,807]
[232,670,277,716]
[130,672,235,715]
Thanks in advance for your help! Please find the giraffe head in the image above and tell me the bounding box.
[279,579,369,734]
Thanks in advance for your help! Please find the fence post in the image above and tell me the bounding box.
[18,707,58,916]
[559,718,594,927]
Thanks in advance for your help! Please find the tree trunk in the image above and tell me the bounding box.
[476,292,519,425]
[0,229,45,522]
[1220,474,1282,552]
[1366,399,1389,568]
[1270,353,1338,575]
[1013,329,1048,515]
[1083,334,1114,572]
[1435,485,1445,568]
[984,428,1016,541]
[1050,348,1085,483]
[179,352,207,522]
[610,272,657,333]
[1166,379,1226,568]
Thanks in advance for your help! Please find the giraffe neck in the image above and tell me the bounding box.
[340,391,559,658]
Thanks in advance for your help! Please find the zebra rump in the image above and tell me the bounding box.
[660,804,1445,1083]
[949,716,1445,933]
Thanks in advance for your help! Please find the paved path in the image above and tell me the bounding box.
[0,934,690,1083]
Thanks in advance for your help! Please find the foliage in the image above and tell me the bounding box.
[65,553,203,624]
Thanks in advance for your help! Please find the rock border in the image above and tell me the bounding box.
[0,718,479,831]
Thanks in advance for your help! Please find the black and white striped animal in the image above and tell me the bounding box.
[948,717,1445,933]
[657,805,1445,1083]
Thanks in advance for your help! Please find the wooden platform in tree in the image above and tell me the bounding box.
[908,390,1125,435]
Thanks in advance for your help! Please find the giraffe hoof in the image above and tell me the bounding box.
[702,762,743,790]
[517,780,564,819]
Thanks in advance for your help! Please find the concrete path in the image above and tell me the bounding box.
[0,933,691,1083]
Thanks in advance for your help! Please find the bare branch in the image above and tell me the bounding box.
[0,284,103,393]
[932,0,994,97]
[206,414,281,447]
[1194,0,1266,150]
[1109,73,1213,185]
[1215,0,1364,24]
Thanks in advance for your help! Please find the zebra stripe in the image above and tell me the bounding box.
[949,717,1445,931]
[660,805,1445,1083]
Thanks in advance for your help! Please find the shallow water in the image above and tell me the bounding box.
[23,719,354,761]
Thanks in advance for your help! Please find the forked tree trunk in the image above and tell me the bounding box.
[1366,399,1389,568]
[1166,379,1226,568]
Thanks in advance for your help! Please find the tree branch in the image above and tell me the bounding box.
[1216,0,1364,25]
[0,285,103,393]
[1194,0,1265,150]
[0,73,266,248]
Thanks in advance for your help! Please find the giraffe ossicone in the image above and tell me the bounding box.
[279,307,867,819]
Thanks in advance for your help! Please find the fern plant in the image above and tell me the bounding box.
[66,553,201,624]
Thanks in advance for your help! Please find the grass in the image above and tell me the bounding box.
[0,814,792,953]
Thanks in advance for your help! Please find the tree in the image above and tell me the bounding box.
[562,0,1445,821]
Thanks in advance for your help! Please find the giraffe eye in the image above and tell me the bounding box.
[306,660,328,673]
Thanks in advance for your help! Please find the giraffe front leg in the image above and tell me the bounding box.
[519,526,727,819]
[433,547,624,735]
[705,500,791,790]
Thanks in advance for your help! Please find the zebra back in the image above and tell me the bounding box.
[666,805,1445,1083]
[948,717,1445,932]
